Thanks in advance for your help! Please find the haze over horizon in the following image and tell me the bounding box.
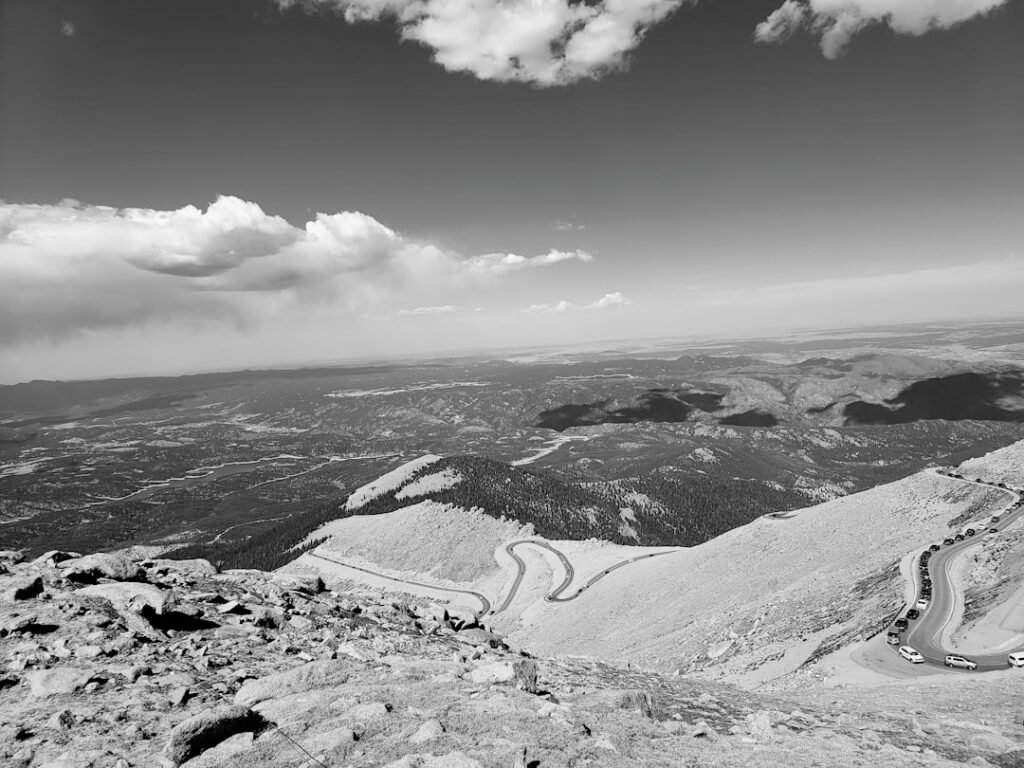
[1,0,1022,383]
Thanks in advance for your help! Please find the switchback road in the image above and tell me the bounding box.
[898,469,1024,672]
[306,550,492,617]
[490,540,679,615]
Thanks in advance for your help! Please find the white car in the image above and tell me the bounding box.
[1008,652,1024,668]
[915,598,929,610]
[944,655,977,670]
[899,646,924,664]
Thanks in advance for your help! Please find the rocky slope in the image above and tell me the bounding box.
[4,549,1024,768]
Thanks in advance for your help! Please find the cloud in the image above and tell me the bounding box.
[587,291,631,309]
[60,21,76,37]
[555,220,586,232]
[465,248,592,275]
[0,196,591,345]
[756,0,1011,58]
[397,304,460,315]
[275,0,688,85]
[523,291,631,313]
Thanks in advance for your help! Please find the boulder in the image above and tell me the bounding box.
[163,705,266,766]
[76,582,174,615]
[458,628,503,648]
[62,554,144,583]
[27,667,95,698]
[345,701,391,721]
[32,551,80,567]
[467,661,516,685]
[0,550,24,566]
[235,660,351,707]
[409,719,445,744]
[0,611,39,636]
[271,572,324,595]
[3,575,43,601]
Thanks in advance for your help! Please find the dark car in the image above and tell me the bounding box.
[989,528,999,534]
[965,528,976,537]
[955,534,965,542]
[895,618,909,628]
[906,609,920,620]
[929,544,941,552]
[943,538,955,545]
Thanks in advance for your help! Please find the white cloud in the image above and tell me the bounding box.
[555,220,586,232]
[397,304,460,315]
[60,21,76,37]
[523,291,631,313]
[587,291,631,309]
[0,196,591,345]
[756,0,1011,58]
[276,0,688,85]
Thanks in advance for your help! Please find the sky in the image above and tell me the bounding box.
[0,0,1022,383]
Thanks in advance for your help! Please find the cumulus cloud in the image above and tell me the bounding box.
[0,196,591,345]
[523,291,631,313]
[756,0,1010,58]
[60,21,76,37]
[276,0,688,85]
[555,220,586,232]
[587,291,631,309]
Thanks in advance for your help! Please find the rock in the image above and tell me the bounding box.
[511,746,528,768]
[62,553,145,582]
[968,732,1019,752]
[0,611,39,636]
[149,559,219,578]
[467,661,516,685]
[47,710,76,730]
[163,705,266,766]
[234,660,351,707]
[345,701,391,721]
[75,644,104,659]
[301,725,357,755]
[27,667,94,697]
[177,731,254,767]
[409,719,445,744]
[76,582,175,615]
[288,615,313,631]
[384,752,483,768]
[4,575,43,601]
[33,551,80,567]
[170,686,191,707]
[612,690,662,720]
[458,628,503,647]
[513,659,539,694]
[0,550,25,566]
[217,600,246,615]
[746,710,774,741]
[271,573,324,595]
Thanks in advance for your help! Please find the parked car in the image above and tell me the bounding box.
[965,528,976,537]
[886,631,901,645]
[929,544,941,552]
[991,516,1001,523]
[906,609,920,620]
[899,646,924,664]
[943,538,955,545]
[944,655,977,670]
[895,618,909,629]
[955,534,965,542]
[989,528,999,535]
[916,598,930,610]
[1008,652,1024,668]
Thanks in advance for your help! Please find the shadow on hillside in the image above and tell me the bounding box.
[843,372,1024,425]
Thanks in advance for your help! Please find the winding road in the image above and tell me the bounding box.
[490,540,678,614]
[896,469,1024,672]
[305,540,679,621]
[306,550,493,617]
